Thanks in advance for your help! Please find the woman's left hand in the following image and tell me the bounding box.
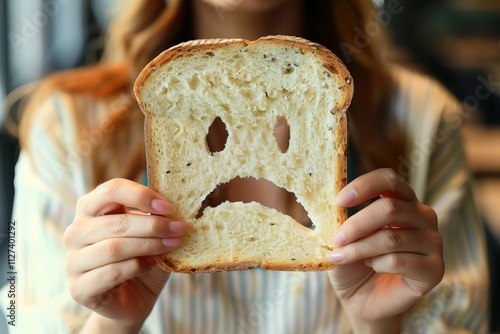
[327,168,444,332]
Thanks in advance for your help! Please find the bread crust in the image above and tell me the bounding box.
[134,35,352,273]
[134,35,353,113]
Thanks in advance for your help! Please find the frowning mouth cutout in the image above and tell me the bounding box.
[197,116,310,225]
[196,176,311,227]
[135,36,352,273]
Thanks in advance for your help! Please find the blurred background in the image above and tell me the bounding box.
[388,3,500,332]
[0,0,499,332]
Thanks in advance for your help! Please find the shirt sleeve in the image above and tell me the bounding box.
[401,102,490,333]
[0,93,92,333]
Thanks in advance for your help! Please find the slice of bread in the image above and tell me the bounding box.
[134,35,353,272]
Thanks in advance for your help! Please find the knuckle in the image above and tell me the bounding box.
[385,253,404,269]
[98,178,123,198]
[345,245,360,261]
[346,217,362,238]
[434,257,445,282]
[62,224,77,247]
[429,229,444,250]
[383,229,403,250]
[138,237,157,253]
[100,239,121,259]
[75,191,96,216]
[67,278,90,305]
[75,195,87,214]
[381,168,404,190]
[100,264,122,283]
[426,206,439,226]
[426,255,445,287]
[67,280,81,302]
[356,175,371,194]
[134,187,154,207]
[106,214,130,235]
[379,198,399,217]
[147,216,167,236]
[63,220,89,248]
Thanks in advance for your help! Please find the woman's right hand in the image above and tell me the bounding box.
[64,178,189,332]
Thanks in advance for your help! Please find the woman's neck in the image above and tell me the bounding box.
[191,0,305,41]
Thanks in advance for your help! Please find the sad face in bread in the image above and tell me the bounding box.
[134,36,353,272]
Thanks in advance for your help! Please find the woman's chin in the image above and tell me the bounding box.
[197,0,297,13]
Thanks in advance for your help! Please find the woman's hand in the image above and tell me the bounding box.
[64,178,189,332]
[327,168,444,333]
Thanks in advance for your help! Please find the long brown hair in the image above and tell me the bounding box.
[19,0,405,189]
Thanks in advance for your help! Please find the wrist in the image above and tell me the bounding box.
[80,312,143,334]
[351,313,403,334]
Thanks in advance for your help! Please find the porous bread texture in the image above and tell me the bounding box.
[134,36,353,273]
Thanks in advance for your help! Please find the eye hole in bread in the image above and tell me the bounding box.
[206,116,228,153]
[273,117,290,153]
[135,36,352,272]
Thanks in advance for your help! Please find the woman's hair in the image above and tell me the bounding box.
[19,0,405,189]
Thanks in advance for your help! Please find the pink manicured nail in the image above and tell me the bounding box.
[162,237,183,247]
[333,230,346,247]
[334,189,357,207]
[151,199,173,213]
[327,250,345,263]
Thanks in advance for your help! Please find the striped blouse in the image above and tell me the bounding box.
[1,66,490,333]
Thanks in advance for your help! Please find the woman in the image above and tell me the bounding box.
[3,0,489,333]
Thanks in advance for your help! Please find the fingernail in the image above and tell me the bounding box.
[151,199,174,213]
[162,237,183,247]
[334,189,357,207]
[327,250,345,263]
[169,221,188,234]
[333,230,346,247]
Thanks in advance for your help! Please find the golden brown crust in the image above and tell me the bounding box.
[157,258,338,273]
[134,38,247,103]
[335,112,349,229]
[157,258,262,273]
[134,35,353,115]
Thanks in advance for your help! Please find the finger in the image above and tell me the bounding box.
[64,213,189,248]
[333,198,437,246]
[366,252,444,291]
[328,227,439,265]
[334,168,416,208]
[76,178,176,217]
[66,237,182,275]
[68,256,157,308]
